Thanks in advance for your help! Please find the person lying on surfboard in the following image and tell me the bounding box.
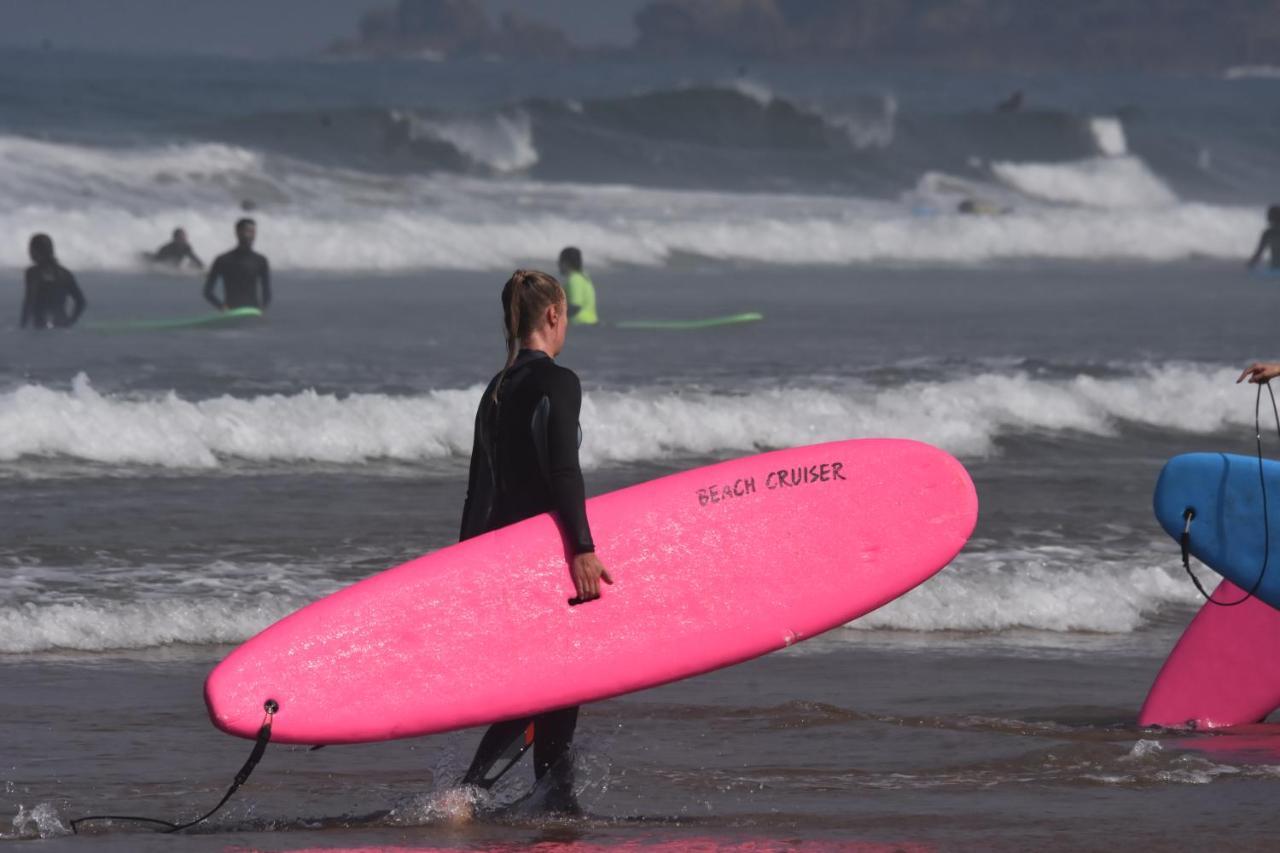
[146,227,204,269]
[456,268,612,813]
[1247,205,1280,271]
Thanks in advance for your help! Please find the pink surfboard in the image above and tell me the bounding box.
[1139,580,1280,729]
[206,439,977,745]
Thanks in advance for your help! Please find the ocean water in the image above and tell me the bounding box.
[4,49,1280,851]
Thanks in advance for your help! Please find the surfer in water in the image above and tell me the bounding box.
[203,219,270,311]
[20,233,86,329]
[558,247,598,325]
[1247,205,1280,271]
[146,227,204,269]
[457,268,611,813]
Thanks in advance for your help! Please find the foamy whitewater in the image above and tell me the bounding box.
[0,133,1254,271]
[0,59,1270,272]
[0,365,1254,471]
[0,546,1202,654]
[0,357,1250,652]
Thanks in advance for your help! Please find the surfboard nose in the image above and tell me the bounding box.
[204,663,269,740]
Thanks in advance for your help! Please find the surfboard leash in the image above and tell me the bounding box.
[1180,382,1280,606]
[69,699,277,835]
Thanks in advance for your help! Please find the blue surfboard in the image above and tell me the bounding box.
[1154,453,1280,609]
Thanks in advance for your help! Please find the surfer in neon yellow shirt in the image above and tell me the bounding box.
[558,246,598,325]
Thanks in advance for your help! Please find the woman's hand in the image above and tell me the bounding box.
[570,552,613,603]
[1238,362,1280,384]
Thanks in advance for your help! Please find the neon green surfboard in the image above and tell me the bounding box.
[87,306,263,332]
[614,312,763,331]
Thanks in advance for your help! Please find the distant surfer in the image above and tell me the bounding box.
[203,219,270,311]
[558,247,598,325]
[457,268,611,813]
[20,233,86,330]
[996,90,1024,113]
[957,198,1011,216]
[146,227,204,269]
[1247,205,1280,271]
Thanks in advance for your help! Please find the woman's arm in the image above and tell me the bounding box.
[544,368,594,553]
[545,367,612,601]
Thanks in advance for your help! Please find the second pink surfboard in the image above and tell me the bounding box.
[1140,580,1280,729]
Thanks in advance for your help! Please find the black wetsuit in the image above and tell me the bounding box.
[459,349,593,805]
[203,245,270,310]
[1252,227,1280,269]
[150,240,203,269]
[20,263,85,329]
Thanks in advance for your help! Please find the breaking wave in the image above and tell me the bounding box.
[0,365,1256,473]
[0,546,1200,654]
[387,108,539,172]
[0,132,1255,270]
[991,156,1179,209]
[852,548,1193,633]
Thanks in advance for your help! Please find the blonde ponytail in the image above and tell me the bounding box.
[491,269,565,405]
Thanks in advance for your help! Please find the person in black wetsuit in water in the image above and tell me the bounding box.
[20,233,86,329]
[147,227,204,269]
[1247,205,1280,271]
[457,268,613,814]
[203,218,270,311]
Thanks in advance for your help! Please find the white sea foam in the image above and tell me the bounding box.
[0,545,1200,654]
[396,108,539,172]
[0,375,477,469]
[851,548,1196,633]
[1089,116,1129,157]
[0,133,1256,271]
[0,595,308,653]
[0,365,1255,473]
[725,78,775,107]
[826,94,898,150]
[0,560,339,653]
[0,135,263,205]
[5,803,67,840]
[723,81,896,148]
[992,156,1179,209]
[1224,65,1280,80]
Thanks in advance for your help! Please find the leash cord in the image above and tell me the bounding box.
[69,700,276,835]
[1181,383,1279,606]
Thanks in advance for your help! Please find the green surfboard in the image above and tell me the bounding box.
[87,306,263,332]
[614,312,763,331]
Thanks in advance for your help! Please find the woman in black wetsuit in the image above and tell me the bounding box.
[20,234,86,329]
[458,268,612,812]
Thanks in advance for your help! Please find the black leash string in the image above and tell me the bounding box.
[69,699,277,835]
[1180,383,1280,606]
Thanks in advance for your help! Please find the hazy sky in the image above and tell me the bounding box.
[0,0,647,57]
